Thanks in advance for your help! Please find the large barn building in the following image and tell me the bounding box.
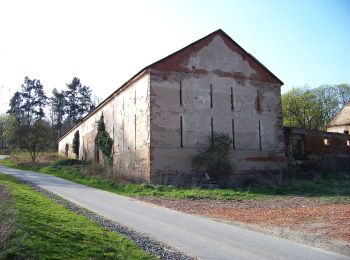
[58,29,287,185]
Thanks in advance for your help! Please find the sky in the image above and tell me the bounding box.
[0,0,349,114]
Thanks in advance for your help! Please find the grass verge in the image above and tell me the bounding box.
[0,158,261,200]
[0,173,155,259]
[0,183,15,258]
[1,156,349,202]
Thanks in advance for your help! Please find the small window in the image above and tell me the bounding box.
[323,137,330,146]
[347,140,350,147]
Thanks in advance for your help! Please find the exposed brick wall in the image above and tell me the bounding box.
[285,127,350,170]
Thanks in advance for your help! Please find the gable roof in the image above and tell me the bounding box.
[328,102,350,127]
[60,29,283,141]
[149,29,283,85]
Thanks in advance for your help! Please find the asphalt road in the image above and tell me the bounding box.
[0,163,348,260]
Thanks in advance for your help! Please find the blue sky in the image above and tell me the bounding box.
[0,0,349,114]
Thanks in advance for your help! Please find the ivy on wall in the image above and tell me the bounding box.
[95,113,113,166]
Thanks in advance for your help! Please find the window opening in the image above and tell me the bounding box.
[323,137,330,146]
[291,139,303,160]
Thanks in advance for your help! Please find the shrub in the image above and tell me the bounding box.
[52,159,84,168]
[192,132,232,179]
[72,131,80,158]
[95,114,113,166]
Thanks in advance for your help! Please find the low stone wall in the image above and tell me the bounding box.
[284,127,350,171]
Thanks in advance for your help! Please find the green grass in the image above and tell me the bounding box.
[1,157,349,202]
[40,163,260,200]
[0,158,35,170]
[0,158,260,200]
[0,173,155,259]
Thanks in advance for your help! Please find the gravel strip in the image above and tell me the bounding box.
[20,180,195,260]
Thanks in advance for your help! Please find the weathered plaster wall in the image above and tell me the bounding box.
[149,34,286,185]
[327,125,350,134]
[58,72,151,182]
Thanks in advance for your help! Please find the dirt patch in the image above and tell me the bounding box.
[138,196,350,256]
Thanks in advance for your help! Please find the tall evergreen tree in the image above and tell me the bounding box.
[50,88,66,139]
[7,91,23,121]
[20,77,47,125]
[78,85,95,115]
[65,77,80,125]
[65,77,94,126]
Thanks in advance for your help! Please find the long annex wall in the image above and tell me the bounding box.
[58,72,151,182]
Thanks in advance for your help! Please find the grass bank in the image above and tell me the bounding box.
[0,173,154,259]
[0,182,15,258]
[1,155,349,202]
[0,157,262,200]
